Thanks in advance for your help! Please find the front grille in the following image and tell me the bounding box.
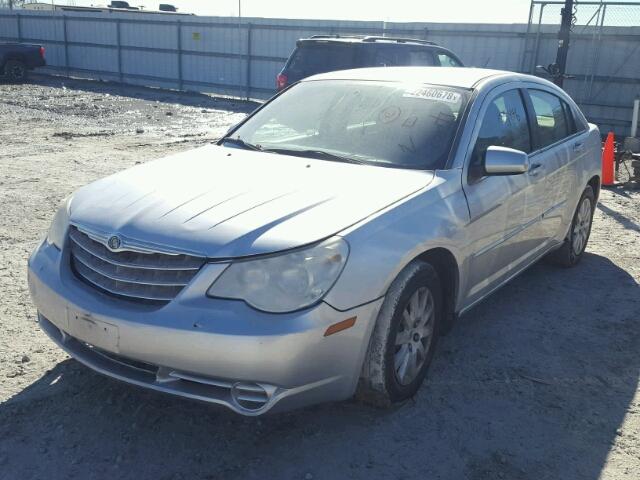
[69,226,205,303]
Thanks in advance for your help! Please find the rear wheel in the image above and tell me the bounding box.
[357,260,442,407]
[548,185,595,267]
[4,60,28,82]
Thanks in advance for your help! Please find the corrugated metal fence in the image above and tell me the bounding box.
[0,7,638,136]
[523,1,640,137]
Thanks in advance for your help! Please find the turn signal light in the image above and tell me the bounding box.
[324,317,357,337]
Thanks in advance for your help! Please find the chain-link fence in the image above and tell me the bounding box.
[1,4,638,135]
[522,1,640,136]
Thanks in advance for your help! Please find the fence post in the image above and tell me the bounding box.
[245,22,252,100]
[62,15,69,75]
[530,3,545,73]
[116,19,123,83]
[588,4,607,100]
[177,19,183,91]
[519,0,535,72]
[16,12,21,41]
[580,4,602,101]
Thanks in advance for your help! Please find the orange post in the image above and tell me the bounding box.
[602,132,615,186]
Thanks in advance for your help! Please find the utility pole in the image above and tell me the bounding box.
[238,0,241,19]
[554,0,574,87]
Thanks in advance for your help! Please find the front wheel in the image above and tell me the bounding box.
[4,60,28,82]
[357,260,442,407]
[549,185,595,267]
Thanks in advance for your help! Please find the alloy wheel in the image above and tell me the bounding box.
[572,197,592,255]
[394,286,435,386]
[9,63,26,80]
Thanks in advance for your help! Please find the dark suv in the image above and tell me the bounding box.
[276,35,464,91]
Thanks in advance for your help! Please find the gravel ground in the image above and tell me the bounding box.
[1,75,639,480]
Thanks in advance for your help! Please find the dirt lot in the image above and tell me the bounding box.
[1,75,639,480]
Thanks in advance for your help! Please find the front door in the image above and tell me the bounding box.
[461,86,535,306]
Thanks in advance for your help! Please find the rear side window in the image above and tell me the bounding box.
[469,89,531,180]
[528,89,571,149]
[288,45,355,76]
[370,46,435,67]
[436,53,462,67]
[406,49,436,66]
[371,46,405,67]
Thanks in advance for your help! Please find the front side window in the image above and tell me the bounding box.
[528,89,570,149]
[225,80,470,170]
[469,89,531,180]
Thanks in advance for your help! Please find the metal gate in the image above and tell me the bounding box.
[521,1,640,135]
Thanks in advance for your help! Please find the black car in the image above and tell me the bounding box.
[0,43,46,82]
[276,35,464,91]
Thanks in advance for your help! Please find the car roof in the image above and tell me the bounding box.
[304,67,530,89]
[297,35,441,47]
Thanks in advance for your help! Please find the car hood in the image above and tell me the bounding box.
[69,145,434,258]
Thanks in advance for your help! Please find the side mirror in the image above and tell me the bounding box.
[484,146,529,175]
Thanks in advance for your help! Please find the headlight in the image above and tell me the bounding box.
[207,237,349,313]
[46,196,72,250]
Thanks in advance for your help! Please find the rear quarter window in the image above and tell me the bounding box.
[562,101,588,134]
[436,53,463,67]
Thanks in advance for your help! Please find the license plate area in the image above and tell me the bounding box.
[66,308,119,352]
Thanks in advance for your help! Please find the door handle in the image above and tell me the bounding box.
[573,142,584,152]
[528,162,543,176]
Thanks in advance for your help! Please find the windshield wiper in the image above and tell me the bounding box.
[221,137,262,151]
[262,148,366,165]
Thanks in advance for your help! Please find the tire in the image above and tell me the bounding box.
[548,185,595,268]
[3,60,28,83]
[357,260,443,407]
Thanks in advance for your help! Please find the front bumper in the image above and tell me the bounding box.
[28,240,382,415]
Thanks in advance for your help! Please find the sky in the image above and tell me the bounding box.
[64,0,537,23]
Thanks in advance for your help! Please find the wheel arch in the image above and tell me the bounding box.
[2,54,27,71]
[415,247,460,334]
[587,175,600,202]
[355,247,460,405]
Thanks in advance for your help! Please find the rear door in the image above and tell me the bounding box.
[461,85,535,305]
[523,87,584,244]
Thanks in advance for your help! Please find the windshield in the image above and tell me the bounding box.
[224,80,470,169]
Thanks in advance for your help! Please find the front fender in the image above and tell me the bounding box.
[324,169,470,311]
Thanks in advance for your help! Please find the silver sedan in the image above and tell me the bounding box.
[28,67,601,415]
